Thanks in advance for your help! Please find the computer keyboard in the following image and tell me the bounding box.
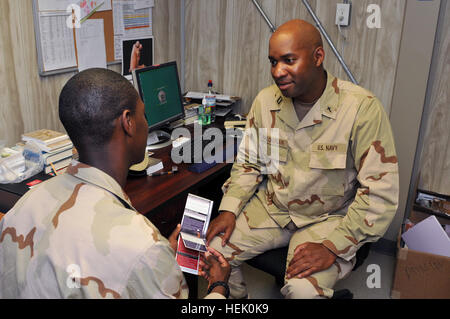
[174,135,223,162]
[172,132,241,173]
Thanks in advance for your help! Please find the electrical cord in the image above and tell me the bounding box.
[337,23,347,41]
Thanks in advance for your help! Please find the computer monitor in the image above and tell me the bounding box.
[132,61,185,147]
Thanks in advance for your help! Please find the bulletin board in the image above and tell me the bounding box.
[32,0,119,76]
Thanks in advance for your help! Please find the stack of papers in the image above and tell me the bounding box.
[185,91,235,102]
[402,215,450,257]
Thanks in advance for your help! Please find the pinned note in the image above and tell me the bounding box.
[75,19,107,71]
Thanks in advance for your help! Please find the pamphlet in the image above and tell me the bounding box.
[175,194,214,275]
[176,237,200,275]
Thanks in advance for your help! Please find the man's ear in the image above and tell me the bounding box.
[120,109,134,137]
[314,46,325,67]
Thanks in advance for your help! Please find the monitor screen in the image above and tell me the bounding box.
[133,61,185,130]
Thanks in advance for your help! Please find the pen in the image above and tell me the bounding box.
[148,166,179,177]
[49,162,59,176]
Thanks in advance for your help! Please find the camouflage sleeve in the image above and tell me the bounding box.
[322,97,399,261]
[218,97,264,217]
[124,239,226,299]
[123,240,189,299]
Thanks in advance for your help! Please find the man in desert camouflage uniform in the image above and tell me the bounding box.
[0,68,229,298]
[207,19,399,299]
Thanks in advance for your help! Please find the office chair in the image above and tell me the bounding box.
[245,242,372,299]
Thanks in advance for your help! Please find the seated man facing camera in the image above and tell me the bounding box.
[206,19,399,299]
[0,68,229,299]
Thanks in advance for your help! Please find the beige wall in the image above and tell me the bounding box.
[0,0,181,146]
[417,0,450,196]
[0,0,408,148]
[185,0,405,116]
[386,0,442,240]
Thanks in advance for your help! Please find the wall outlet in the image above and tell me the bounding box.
[336,3,351,26]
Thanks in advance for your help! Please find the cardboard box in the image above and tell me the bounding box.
[391,210,450,299]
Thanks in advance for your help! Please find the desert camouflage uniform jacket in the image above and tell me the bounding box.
[219,71,399,261]
[0,161,191,299]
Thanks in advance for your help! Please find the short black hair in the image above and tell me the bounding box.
[59,68,140,148]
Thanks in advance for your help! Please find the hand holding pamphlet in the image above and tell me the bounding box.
[176,194,214,275]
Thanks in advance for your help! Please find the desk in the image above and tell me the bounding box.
[126,120,235,236]
[126,142,232,235]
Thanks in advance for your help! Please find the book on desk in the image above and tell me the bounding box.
[42,146,73,165]
[22,129,68,146]
[21,129,74,175]
[22,129,73,153]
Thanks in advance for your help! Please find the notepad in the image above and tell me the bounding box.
[75,19,107,72]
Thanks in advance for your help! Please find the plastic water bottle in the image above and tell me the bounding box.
[205,80,216,123]
[198,97,211,125]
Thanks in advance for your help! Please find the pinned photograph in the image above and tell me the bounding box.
[122,36,154,78]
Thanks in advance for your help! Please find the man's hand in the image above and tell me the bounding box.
[168,224,181,254]
[199,247,231,296]
[286,242,337,279]
[129,41,146,72]
[206,211,236,247]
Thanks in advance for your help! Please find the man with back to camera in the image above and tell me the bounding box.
[206,19,399,299]
[0,68,230,299]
